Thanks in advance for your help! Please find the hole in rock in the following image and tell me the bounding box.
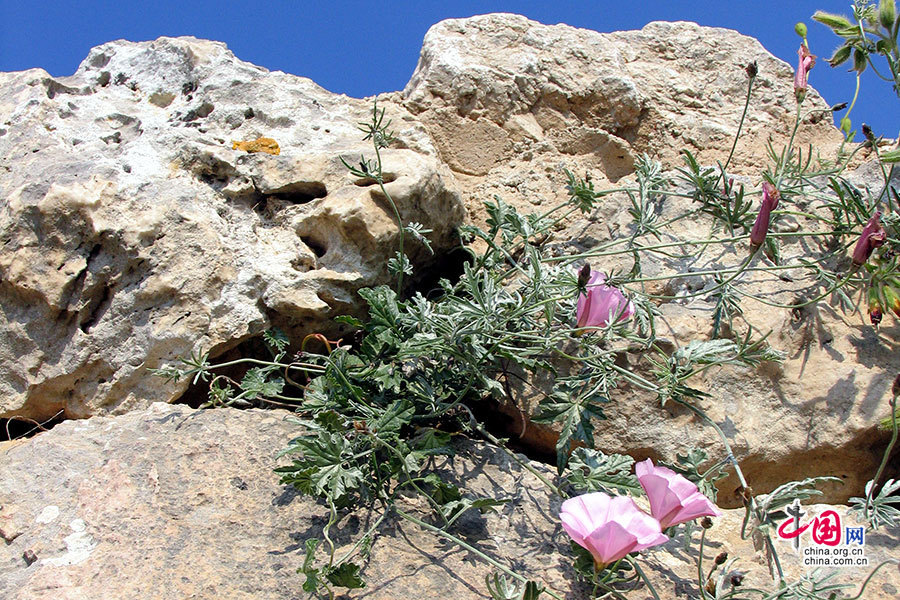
[408,245,471,300]
[466,395,557,466]
[79,283,113,333]
[1,412,66,441]
[300,236,327,258]
[267,182,327,204]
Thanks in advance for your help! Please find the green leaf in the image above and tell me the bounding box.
[424,473,462,505]
[880,149,900,163]
[262,328,289,353]
[324,562,366,589]
[533,391,607,471]
[278,431,364,500]
[369,399,415,437]
[756,476,842,521]
[240,368,284,400]
[411,427,454,455]
[567,448,641,495]
[299,538,321,593]
[849,479,900,530]
[335,315,365,328]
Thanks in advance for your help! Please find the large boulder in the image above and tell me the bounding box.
[0,37,465,420]
[1,404,896,599]
[402,15,843,186]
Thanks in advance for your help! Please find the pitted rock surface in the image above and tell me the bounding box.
[0,36,465,420]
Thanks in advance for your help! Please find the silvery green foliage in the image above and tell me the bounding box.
[850,478,900,529]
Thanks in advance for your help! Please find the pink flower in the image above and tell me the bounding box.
[635,459,722,529]
[576,270,635,330]
[794,45,816,100]
[852,211,886,266]
[560,492,668,568]
[750,182,780,248]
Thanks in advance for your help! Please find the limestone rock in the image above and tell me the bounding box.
[1,404,896,599]
[403,15,842,185]
[0,37,465,421]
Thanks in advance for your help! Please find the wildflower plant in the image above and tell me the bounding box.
[153,9,900,599]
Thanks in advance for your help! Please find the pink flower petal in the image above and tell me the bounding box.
[560,492,668,567]
[635,459,721,528]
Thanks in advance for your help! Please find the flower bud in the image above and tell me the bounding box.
[812,11,854,30]
[730,571,745,587]
[869,288,883,327]
[745,61,758,79]
[794,45,817,101]
[828,45,853,67]
[892,373,900,398]
[830,102,848,112]
[840,117,852,135]
[862,123,875,142]
[852,211,887,266]
[750,182,780,248]
[701,517,714,529]
[577,263,591,290]
[795,22,808,38]
[715,551,728,565]
[853,48,868,73]
[880,0,897,29]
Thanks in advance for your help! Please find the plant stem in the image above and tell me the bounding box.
[717,69,756,184]
[864,388,898,522]
[697,527,711,600]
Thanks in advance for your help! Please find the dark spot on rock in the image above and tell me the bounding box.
[97,72,111,87]
[244,107,254,119]
[181,102,214,122]
[230,477,248,491]
[182,80,198,96]
[89,52,110,69]
[148,92,176,108]
[22,550,37,566]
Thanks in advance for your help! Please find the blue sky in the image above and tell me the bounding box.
[1,1,897,137]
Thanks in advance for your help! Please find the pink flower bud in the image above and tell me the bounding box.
[852,211,886,266]
[635,459,722,529]
[560,492,668,568]
[576,270,635,331]
[750,182,780,248]
[794,45,816,100]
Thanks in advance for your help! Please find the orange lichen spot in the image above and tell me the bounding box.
[231,137,280,155]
